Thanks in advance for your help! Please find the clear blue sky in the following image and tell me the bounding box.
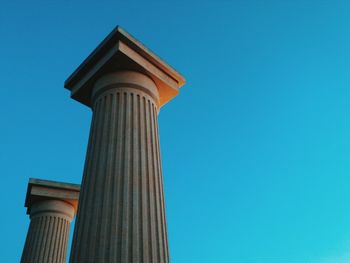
[1,1,350,262]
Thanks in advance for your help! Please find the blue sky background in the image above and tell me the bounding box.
[1,1,350,262]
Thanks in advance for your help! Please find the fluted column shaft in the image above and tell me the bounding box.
[70,71,169,263]
[21,199,75,263]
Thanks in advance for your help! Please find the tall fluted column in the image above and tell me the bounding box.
[64,26,185,263]
[70,71,168,262]
[21,178,80,263]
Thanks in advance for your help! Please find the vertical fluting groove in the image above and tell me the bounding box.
[100,93,115,261]
[42,219,53,262]
[55,219,59,263]
[38,216,50,262]
[42,216,53,261]
[89,94,108,261]
[117,92,127,262]
[110,92,120,262]
[66,221,70,260]
[144,97,153,262]
[58,220,64,263]
[55,218,60,263]
[150,101,159,263]
[33,218,42,263]
[153,105,166,259]
[150,102,163,263]
[34,217,44,260]
[154,105,170,262]
[48,216,56,261]
[63,221,69,261]
[60,220,65,262]
[140,96,150,262]
[130,93,134,262]
[51,217,57,263]
[95,93,112,261]
[153,105,168,262]
[121,92,131,262]
[33,218,40,261]
[57,218,63,263]
[56,218,63,262]
[53,218,58,263]
[146,99,157,263]
[62,219,67,262]
[43,216,54,258]
[35,215,48,262]
[71,98,102,262]
[54,218,59,263]
[114,91,125,262]
[60,219,65,262]
[48,217,58,262]
[64,220,69,261]
[132,94,140,262]
[58,218,64,262]
[81,95,106,261]
[137,95,143,263]
[66,221,70,259]
[39,218,47,263]
[60,219,67,262]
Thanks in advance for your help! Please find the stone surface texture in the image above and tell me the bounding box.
[65,27,185,263]
[21,178,80,263]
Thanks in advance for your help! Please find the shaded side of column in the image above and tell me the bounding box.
[21,199,75,263]
[70,72,169,263]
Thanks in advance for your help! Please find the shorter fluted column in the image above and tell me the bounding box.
[21,178,80,263]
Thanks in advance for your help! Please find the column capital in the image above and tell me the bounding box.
[92,71,160,106]
[64,26,186,108]
[25,178,80,216]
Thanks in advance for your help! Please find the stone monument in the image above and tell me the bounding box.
[21,178,80,263]
[65,26,185,262]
